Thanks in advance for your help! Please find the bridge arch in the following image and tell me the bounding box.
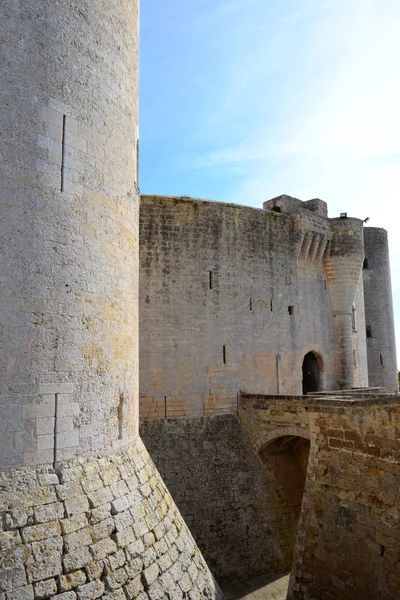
[257,429,311,574]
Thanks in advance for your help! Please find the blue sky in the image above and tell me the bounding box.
[140,0,400,364]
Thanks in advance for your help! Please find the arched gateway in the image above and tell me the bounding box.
[302,351,321,394]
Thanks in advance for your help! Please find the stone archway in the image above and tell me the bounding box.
[302,351,321,394]
[258,434,311,573]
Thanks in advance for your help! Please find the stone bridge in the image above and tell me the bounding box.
[239,392,400,600]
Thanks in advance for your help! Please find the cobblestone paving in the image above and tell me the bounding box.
[222,573,289,600]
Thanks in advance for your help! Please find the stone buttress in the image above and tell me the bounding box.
[0,2,222,598]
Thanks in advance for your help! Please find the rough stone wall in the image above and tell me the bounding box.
[363,228,398,392]
[140,415,295,582]
[288,399,400,599]
[0,441,223,600]
[0,0,140,470]
[139,195,337,419]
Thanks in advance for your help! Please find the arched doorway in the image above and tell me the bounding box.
[302,352,320,394]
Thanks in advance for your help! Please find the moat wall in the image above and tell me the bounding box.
[140,415,305,582]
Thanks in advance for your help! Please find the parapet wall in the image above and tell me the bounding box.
[239,393,400,600]
[0,441,223,600]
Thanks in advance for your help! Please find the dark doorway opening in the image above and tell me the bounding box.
[302,352,320,394]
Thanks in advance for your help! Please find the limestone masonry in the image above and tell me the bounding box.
[139,193,398,419]
[1,2,221,599]
[2,1,400,600]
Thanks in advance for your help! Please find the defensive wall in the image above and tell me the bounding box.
[139,194,397,423]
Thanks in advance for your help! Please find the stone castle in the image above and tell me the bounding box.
[1,2,400,600]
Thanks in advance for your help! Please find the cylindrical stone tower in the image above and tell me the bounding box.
[363,228,398,392]
[1,0,140,470]
[0,3,222,598]
[324,217,366,388]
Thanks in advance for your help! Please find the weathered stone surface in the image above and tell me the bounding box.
[34,579,58,599]
[0,444,224,599]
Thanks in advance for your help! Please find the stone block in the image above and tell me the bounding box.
[124,576,143,598]
[76,581,104,600]
[34,502,65,523]
[38,383,74,395]
[89,519,114,543]
[64,528,92,553]
[59,571,87,593]
[5,586,34,600]
[26,558,62,583]
[36,418,55,435]
[22,521,61,543]
[90,538,117,561]
[63,548,92,573]
[87,488,113,509]
[31,536,63,561]
[141,563,159,587]
[61,514,88,536]
[34,579,58,599]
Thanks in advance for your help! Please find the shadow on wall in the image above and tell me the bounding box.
[259,435,311,572]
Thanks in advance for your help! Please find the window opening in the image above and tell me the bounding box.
[366,326,372,338]
[270,300,273,312]
[223,345,227,364]
[363,258,369,269]
[249,298,253,311]
[209,271,213,289]
[288,305,294,315]
[351,304,357,331]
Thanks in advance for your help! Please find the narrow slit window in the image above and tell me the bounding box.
[380,354,384,366]
[363,258,369,269]
[136,139,140,184]
[270,300,273,312]
[351,304,357,331]
[223,345,227,364]
[288,305,294,315]
[324,279,327,290]
[60,114,66,192]
[366,325,372,338]
[164,396,167,419]
[209,271,213,289]
[353,349,357,366]
[249,298,253,311]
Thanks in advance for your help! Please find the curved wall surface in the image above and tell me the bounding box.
[0,0,140,470]
[363,228,398,392]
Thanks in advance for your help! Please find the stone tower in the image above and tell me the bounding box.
[0,3,222,597]
[363,228,398,392]
[1,0,140,472]
[324,217,366,388]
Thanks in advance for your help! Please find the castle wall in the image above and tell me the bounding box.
[239,394,400,600]
[139,195,337,419]
[363,228,398,392]
[140,415,297,582]
[1,0,140,470]
[288,400,400,600]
